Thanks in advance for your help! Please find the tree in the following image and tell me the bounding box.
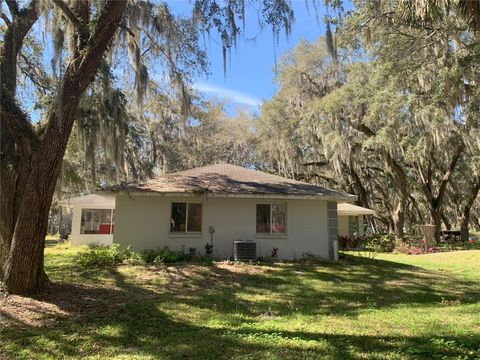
[1,0,127,294]
[256,0,480,242]
[0,0,294,294]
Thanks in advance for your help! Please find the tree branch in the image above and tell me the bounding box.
[0,0,39,159]
[51,0,88,39]
[303,160,329,167]
[120,24,135,37]
[0,89,40,157]
[1,12,11,25]
[6,0,19,15]
[19,52,50,92]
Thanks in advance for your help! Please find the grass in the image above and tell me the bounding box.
[1,247,479,360]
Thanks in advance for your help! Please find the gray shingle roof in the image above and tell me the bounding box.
[102,163,355,200]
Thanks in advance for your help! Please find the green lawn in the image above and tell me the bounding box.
[1,247,479,360]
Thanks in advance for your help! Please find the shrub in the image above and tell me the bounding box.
[75,244,125,267]
[394,241,426,255]
[140,247,182,264]
[363,234,396,253]
[139,248,161,264]
[125,251,144,265]
[338,235,359,249]
[76,245,196,268]
[394,240,410,253]
[338,234,395,253]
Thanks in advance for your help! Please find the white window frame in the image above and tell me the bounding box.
[170,201,203,234]
[255,202,287,235]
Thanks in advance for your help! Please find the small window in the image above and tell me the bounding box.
[256,203,287,234]
[81,209,114,234]
[171,202,202,233]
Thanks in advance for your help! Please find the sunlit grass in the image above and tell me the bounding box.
[1,247,479,360]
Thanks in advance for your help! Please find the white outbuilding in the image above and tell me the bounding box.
[59,194,115,246]
[337,202,375,238]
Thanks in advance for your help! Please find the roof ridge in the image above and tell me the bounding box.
[165,163,309,186]
[165,162,231,176]
[100,163,355,200]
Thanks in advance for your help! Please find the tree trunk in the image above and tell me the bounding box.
[441,213,452,231]
[2,0,127,294]
[58,206,64,238]
[0,0,39,281]
[392,199,406,240]
[473,217,480,231]
[429,207,442,244]
[460,177,480,241]
[386,157,408,241]
[0,128,17,279]
[348,121,409,241]
[3,153,59,292]
[417,141,464,244]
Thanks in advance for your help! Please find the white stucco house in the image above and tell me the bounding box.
[59,194,115,246]
[98,163,358,260]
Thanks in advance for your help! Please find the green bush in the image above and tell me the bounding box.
[363,234,396,253]
[75,244,125,267]
[125,250,144,265]
[140,247,182,264]
[75,244,196,268]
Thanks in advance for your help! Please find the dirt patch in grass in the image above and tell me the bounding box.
[215,262,268,275]
[0,282,130,329]
[0,262,270,330]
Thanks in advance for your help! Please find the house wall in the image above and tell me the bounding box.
[70,205,114,246]
[338,215,364,238]
[327,202,338,260]
[113,195,330,260]
[338,215,349,237]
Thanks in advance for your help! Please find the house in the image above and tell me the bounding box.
[59,194,115,246]
[100,163,357,260]
[337,203,375,238]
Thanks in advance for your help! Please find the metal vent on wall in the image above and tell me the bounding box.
[233,240,256,261]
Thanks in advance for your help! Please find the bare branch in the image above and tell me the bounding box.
[1,12,11,25]
[6,0,19,15]
[303,160,329,167]
[119,24,135,37]
[19,52,50,93]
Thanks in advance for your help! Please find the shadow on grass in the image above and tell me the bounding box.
[1,255,479,359]
[153,256,480,319]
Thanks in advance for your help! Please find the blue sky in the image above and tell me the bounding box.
[169,0,327,114]
[17,1,329,120]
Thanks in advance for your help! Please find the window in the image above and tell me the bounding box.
[80,209,114,234]
[256,203,287,234]
[171,202,202,233]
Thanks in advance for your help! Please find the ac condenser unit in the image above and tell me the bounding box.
[233,240,256,261]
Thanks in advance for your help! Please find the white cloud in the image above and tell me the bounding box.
[194,82,262,107]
